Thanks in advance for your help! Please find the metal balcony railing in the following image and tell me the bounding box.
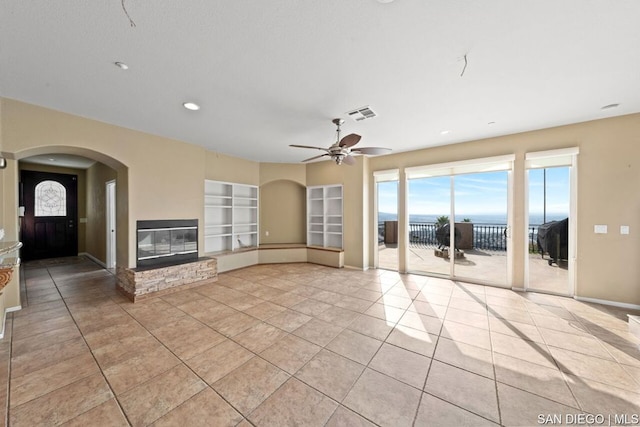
[378,221,541,252]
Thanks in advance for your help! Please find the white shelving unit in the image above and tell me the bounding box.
[307,184,343,249]
[204,180,259,253]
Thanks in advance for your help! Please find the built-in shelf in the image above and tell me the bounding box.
[205,180,259,253]
[307,184,343,249]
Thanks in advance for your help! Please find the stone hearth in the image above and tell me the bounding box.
[117,257,217,302]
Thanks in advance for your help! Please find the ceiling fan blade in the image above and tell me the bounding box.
[302,153,330,162]
[289,144,329,151]
[342,154,356,165]
[351,147,391,155]
[339,133,361,148]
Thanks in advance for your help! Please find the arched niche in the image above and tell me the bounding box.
[259,179,306,244]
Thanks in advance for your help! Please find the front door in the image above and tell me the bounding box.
[20,170,78,261]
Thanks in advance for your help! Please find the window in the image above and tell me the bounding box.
[35,180,67,217]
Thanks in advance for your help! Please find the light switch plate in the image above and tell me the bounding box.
[621,225,630,235]
[594,225,608,234]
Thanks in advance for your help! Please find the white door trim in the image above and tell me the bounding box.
[106,180,116,269]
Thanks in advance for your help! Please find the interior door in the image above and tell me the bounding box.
[20,170,78,261]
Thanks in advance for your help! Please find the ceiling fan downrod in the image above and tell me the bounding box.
[332,118,345,144]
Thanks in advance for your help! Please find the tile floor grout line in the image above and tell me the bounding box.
[150,277,367,423]
[111,290,258,424]
[6,309,15,426]
[411,281,451,427]
[487,302,597,411]
[6,263,33,426]
[520,291,587,413]
[11,259,640,425]
[6,261,128,425]
[485,289,504,427]
[44,261,135,427]
[281,278,405,426]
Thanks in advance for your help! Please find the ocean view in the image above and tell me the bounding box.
[378,212,568,226]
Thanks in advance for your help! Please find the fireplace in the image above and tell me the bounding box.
[136,219,198,268]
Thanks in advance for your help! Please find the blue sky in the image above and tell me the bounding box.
[377,167,570,217]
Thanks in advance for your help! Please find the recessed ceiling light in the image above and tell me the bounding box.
[601,103,619,110]
[48,158,56,161]
[114,62,129,70]
[183,102,200,111]
[440,130,450,135]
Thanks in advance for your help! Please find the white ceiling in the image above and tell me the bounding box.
[1,1,639,165]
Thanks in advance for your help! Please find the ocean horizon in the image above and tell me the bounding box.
[378,212,568,226]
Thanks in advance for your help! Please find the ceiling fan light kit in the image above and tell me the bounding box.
[290,118,391,165]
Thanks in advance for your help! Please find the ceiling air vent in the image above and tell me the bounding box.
[347,106,377,121]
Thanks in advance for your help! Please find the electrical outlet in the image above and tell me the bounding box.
[594,225,607,234]
[265,231,269,237]
[621,225,630,235]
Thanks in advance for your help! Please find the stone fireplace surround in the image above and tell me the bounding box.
[116,219,217,302]
[116,257,217,302]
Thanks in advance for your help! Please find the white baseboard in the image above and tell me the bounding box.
[0,305,22,339]
[511,287,526,292]
[80,252,106,268]
[574,295,640,311]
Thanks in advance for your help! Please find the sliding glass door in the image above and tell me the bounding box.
[525,148,578,296]
[453,171,509,285]
[405,156,513,287]
[407,176,452,276]
[374,170,400,271]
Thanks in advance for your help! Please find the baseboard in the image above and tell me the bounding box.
[80,252,107,268]
[511,287,526,292]
[0,305,22,339]
[574,295,640,311]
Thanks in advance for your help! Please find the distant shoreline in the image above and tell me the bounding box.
[378,213,568,225]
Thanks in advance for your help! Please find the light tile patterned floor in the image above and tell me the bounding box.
[379,244,569,294]
[3,256,640,426]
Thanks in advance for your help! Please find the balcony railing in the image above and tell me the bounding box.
[378,221,541,252]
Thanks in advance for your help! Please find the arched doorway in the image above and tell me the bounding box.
[13,148,128,268]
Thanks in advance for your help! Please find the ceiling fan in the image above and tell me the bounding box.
[290,118,391,165]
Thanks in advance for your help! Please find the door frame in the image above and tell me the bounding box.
[106,180,116,269]
[404,154,515,287]
[524,147,578,296]
[373,169,400,270]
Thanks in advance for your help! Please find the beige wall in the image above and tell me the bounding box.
[2,97,639,307]
[86,162,117,263]
[18,163,88,254]
[368,113,640,306]
[259,180,306,244]
[260,163,306,186]
[1,98,205,268]
[259,163,307,245]
[205,151,259,185]
[306,156,368,269]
